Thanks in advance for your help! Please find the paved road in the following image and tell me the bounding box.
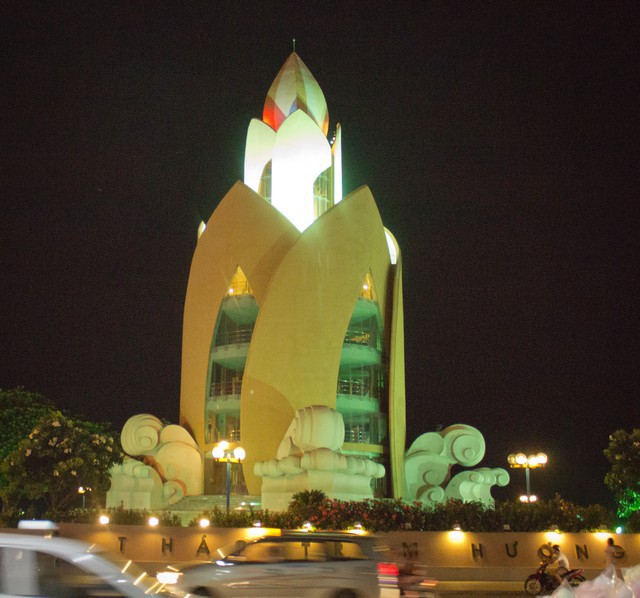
[438,593,526,597]
[435,582,528,597]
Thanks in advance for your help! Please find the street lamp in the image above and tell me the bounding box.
[212,441,245,513]
[508,452,547,502]
[77,486,91,509]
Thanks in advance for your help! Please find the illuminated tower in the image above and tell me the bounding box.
[180,52,406,501]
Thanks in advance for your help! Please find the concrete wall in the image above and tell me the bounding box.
[3,525,638,581]
[384,530,640,582]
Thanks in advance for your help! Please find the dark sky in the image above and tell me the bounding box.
[2,2,638,507]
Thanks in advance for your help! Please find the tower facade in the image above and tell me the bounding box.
[179,53,406,501]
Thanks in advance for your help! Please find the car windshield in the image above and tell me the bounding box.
[216,535,382,564]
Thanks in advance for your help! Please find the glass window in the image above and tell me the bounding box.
[0,548,129,597]
[323,541,367,560]
[0,547,38,595]
[232,539,368,563]
[37,552,128,598]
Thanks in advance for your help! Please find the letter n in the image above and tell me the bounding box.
[575,544,588,560]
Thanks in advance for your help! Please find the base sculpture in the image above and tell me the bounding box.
[106,414,203,509]
[403,424,509,506]
[254,405,385,511]
[106,414,507,511]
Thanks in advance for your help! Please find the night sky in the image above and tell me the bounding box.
[2,2,638,507]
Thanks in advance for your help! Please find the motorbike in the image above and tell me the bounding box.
[524,561,586,595]
[398,562,439,597]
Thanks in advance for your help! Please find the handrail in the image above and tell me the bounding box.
[215,328,253,346]
[210,380,243,397]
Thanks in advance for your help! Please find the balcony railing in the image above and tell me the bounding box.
[344,427,387,444]
[338,379,368,396]
[344,428,372,443]
[210,380,243,397]
[215,328,253,346]
[209,427,241,444]
[344,331,371,346]
[337,379,383,399]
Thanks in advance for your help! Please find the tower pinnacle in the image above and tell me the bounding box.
[262,52,329,136]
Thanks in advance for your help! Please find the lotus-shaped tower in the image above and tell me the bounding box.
[180,52,406,506]
[107,52,509,512]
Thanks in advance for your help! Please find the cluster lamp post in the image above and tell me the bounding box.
[212,441,245,513]
[507,452,548,502]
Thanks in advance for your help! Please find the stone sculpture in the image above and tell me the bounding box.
[106,414,203,509]
[254,405,385,511]
[403,424,509,506]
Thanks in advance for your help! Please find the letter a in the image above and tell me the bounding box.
[197,534,211,556]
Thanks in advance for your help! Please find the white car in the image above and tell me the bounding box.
[0,531,175,598]
[174,530,401,598]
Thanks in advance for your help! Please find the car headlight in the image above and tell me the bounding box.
[156,571,181,585]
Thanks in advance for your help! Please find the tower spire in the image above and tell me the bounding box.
[292,37,296,52]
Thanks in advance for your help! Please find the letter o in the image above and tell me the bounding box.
[538,543,554,562]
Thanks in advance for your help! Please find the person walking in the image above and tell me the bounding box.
[604,537,617,569]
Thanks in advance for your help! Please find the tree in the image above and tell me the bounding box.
[604,428,640,519]
[0,387,57,517]
[0,387,55,461]
[0,410,124,518]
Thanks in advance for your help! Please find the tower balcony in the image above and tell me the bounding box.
[220,293,259,325]
[205,394,241,445]
[336,380,380,414]
[207,393,240,414]
[211,329,252,370]
[349,297,380,323]
[340,335,381,367]
[210,380,243,399]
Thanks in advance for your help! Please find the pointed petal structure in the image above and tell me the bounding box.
[263,52,329,136]
[179,53,407,504]
[246,52,339,232]
[244,119,276,194]
[332,123,343,205]
[271,110,331,231]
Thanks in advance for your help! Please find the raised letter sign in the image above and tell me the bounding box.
[162,537,174,555]
[575,544,589,560]
[118,536,127,553]
[196,534,211,557]
[505,541,518,558]
[471,543,484,559]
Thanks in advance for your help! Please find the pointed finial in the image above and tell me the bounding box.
[292,38,296,52]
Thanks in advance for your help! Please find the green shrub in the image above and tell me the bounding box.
[289,490,327,518]
[189,506,255,528]
[23,494,618,532]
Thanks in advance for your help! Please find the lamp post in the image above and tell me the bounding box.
[78,486,91,508]
[212,441,245,513]
[507,452,547,502]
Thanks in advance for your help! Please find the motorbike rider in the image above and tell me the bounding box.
[551,544,570,584]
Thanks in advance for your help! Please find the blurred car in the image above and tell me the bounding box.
[174,530,402,598]
[0,530,177,597]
